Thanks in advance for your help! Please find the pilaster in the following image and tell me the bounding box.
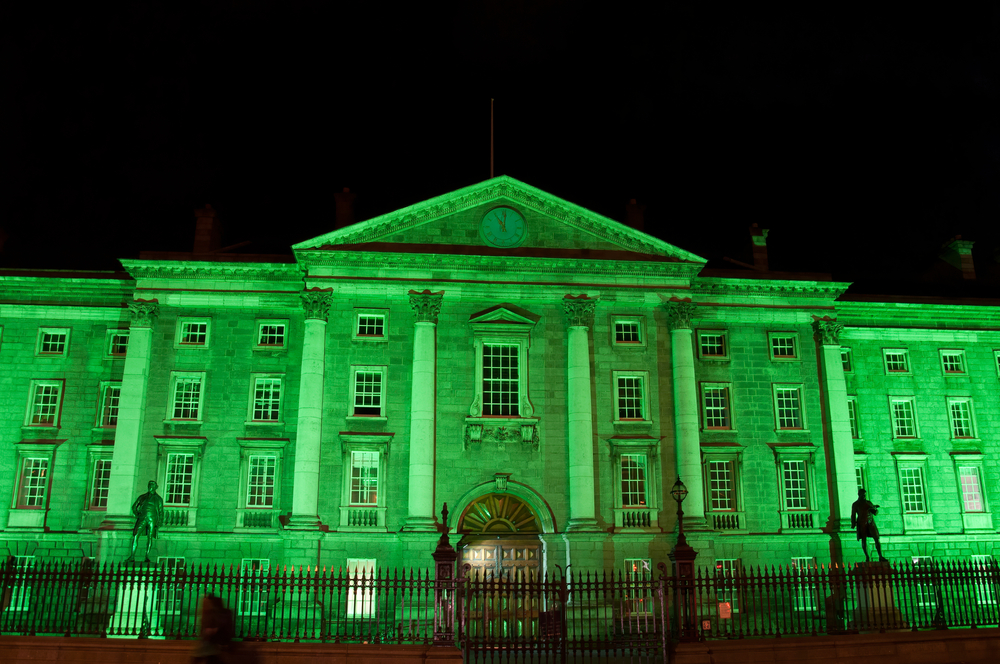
[564,295,600,532]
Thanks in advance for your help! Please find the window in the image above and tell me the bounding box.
[346,559,376,617]
[768,332,797,360]
[623,558,653,613]
[106,330,130,357]
[791,557,818,611]
[855,465,866,492]
[25,380,63,426]
[948,398,976,439]
[959,466,985,513]
[615,373,648,421]
[940,349,966,375]
[782,460,809,510]
[840,347,853,373]
[890,397,918,438]
[354,312,387,340]
[158,557,186,615]
[16,457,49,508]
[90,458,112,509]
[912,556,936,608]
[900,467,927,513]
[164,453,195,506]
[255,320,288,349]
[349,451,379,505]
[715,559,740,612]
[612,317,644,347]
[36,328,70,356]
[350,366,386,417]
[483,344,520,416]
[773,385,804,430]
[995,350,1000,377]
[246,455,277,508]
[248,375,283,423]
[99,382,122,427]
[698,330,729,360]
[702,384,732,430]
[238,559,270,617]
[620,454,647,507]
[847,397,860,439]
[168,372,206,421]
[883,348,910,374]
[175,318,210,347]
[708,460,735,511]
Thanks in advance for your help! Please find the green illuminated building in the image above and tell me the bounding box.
[1,177,997,577]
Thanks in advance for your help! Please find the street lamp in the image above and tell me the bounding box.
[669,476,698,641]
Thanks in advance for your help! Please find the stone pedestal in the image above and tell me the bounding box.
[852,561,906,630]
[109,562,158,639]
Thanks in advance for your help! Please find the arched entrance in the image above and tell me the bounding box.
[457,493,542,582]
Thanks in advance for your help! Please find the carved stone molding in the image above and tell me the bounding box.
[563,295,597,327]
[409,290,444,324]
[665,298,696,330]
[301,289,333,320]
[464,419,539,451]
[128,300,160,328]
[812,316,844,345]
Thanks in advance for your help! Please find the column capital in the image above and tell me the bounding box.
[127,299,160,328]
[409,289,444,324]
[664,298,696,330]
[563,294,597,327]
[812,316,844,345]
[301,288,333,321]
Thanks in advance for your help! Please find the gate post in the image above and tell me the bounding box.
[432,503,459,646]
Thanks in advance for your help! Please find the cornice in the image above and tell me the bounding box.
[296,248,702,281]
[120,259,305,282]
[292,175,707,263]
[693,277,852,299]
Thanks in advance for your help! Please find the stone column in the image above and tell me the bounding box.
[564,295,600,532]
[665,299,705,526]
[103,300,159,529]
[402,290,444,532]
[813,317,856,532]
[287,289,332,530]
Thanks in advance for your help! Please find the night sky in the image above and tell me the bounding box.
[4,4,1000,284]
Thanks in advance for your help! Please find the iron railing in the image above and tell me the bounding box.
[0,560,436,642]
[688,559,1000,638]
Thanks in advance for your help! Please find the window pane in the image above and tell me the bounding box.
[615,321,640,343]
[172,378,201,419]
[482,344,519,416]
[102,385,121,427]
[891,400,916,437]
[620,454,647,506]
[31,383,61,425]
[350,451,379,505]
[782,460,808,510]
[109,332,129,356]
[165,453,194,505]
[841,348,852,372]
[704,386,730,428]
[258,324,285,346]
[855,466,865,492]
[959,467,984,512]
[616,376,645,420]
[709,460,733,510]
[357,315,384,337]
[950,400,974,438]
[771,336,796,358]
[700,333,726,357]
[91,459,112,509]
[246,455,276,507]
[900,467,926,513]
[252,378,282,421]
[775,388,801,429]
[885,351,908,372]
[353,371,383,416]
[847,399,859,438]
[18,458,49,507]
[942,352,964,373]
[40,332,67,354]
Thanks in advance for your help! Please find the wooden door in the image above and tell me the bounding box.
[462,537,542,639]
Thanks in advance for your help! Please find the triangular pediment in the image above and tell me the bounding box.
[292,176,704,263]
[469,303,540,326]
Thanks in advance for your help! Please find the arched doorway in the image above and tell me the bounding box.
[457,493,542,582]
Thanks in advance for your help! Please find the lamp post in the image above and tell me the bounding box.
[668,477,699,641]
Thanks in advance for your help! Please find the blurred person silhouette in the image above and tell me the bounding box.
[191,593,233,664]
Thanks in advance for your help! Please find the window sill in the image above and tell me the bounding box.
[779,510,820,532]
[352,336,388,343]
[951,437,981,442]
[244,420,284,426]
[698,356,730,362]
[775,428,810,434]
[770,357,800,362]
[962,512,994,532]
[161,507,197,530]
[338,506,387,532]
[709,511,746,532]
[21,425,61,439]
[253,345,287,352]
[347,415,388,422]
[79,510,107,531]
[613,420,653,436]
[612,507,658,532]
[7,509,45,530]
[902,513,935,534]
[235,508,278,530]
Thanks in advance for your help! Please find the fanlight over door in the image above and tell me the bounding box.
[458,493,541,535]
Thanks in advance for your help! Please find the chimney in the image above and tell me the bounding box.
[940,236,976,280]
[334,187,356,229]
[750,223,770,271]
[625,198,646,233]
[193,204,221,254]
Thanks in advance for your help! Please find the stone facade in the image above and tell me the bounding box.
[1,176,998,577]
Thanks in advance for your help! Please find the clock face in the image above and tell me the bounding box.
[480,206,527,248]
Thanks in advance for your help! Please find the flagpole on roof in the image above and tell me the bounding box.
[490,98,494,179]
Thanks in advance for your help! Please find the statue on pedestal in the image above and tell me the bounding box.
[851,489,888,563]
[126,480,164,563]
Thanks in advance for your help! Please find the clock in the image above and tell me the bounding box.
[479,206,527,248]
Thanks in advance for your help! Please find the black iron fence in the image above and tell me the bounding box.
[685,559,1000,639]
[1,557,998,655]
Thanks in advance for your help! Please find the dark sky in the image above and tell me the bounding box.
[4,4,1000,282]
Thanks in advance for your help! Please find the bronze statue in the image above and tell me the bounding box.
[850,489,887,562]
[127,480,164,563]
